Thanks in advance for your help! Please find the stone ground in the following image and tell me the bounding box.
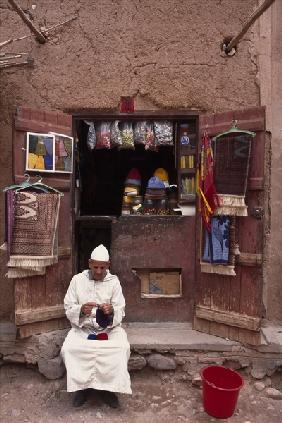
[0,365,281,423]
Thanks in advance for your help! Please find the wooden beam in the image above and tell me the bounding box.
[225,0,276,53]
[18,318,70,338]
[15,304,65,325]
[15,175,71,192]
[195,305,261,331]
[0,16,77,49]
[237,252,263,267]
[8,0,46,44]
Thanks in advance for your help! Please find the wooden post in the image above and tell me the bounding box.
[8,0,46,44]
[225,0,275,53]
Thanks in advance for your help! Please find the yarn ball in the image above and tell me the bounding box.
[96,308,112,328]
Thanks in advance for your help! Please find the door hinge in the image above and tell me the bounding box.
[250,207,264,219]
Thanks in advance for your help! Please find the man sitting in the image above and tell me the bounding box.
[61,244,132,407]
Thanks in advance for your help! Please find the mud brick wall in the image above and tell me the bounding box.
[0,0,259,319]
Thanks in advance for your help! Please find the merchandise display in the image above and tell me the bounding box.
[110,121,122,147]
[81,118,199,217]
[143,176,169,215]
[85,121,96,150]
[133,121,147,145]
[145,122,157,151]
[154,121,173,146]
[96,122,111,149]
[120,122,134,150]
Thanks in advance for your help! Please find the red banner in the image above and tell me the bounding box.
[199,132,219,231]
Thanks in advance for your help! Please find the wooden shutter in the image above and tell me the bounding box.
[194,107,269,345]
[13,107,73,338]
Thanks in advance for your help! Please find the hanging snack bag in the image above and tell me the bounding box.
[110,121,122,148]
[154,121,174,146]
[84,121,96,151]
[95,122,111,149]
[133,121,147,145]
[119,122,134,150]
[145,122,157,151]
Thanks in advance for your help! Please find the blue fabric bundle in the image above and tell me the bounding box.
[147,176,165,189]
[202,216,230,264]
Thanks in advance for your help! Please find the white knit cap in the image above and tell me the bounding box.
[90,244,109,261]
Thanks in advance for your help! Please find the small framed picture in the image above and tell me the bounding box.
[25,132,73,173]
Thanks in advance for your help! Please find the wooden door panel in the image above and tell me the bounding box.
[194,107,267,345]
[13,107,72,337]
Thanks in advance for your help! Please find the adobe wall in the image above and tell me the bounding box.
[0,0,260,319]
[264,1,282,323]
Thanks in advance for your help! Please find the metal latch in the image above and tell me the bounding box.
[250,207,264,219]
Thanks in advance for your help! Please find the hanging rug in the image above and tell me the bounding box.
[7,191,60,278]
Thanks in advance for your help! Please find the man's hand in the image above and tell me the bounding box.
[99,303,114,315]
[81,302,97,316]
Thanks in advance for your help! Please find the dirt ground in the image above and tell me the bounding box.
[0,365,281,423]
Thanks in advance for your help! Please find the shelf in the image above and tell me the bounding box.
[179,194,196,203]
[179,146,196,154]
[179,168,196,174]
[179,200,196,205]
[75,215,117,222]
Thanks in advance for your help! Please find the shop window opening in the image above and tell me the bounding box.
[75,117,198,217]
[134,268,182,298]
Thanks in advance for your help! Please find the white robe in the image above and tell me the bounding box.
[61,270,132,394]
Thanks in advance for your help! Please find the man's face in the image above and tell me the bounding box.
[89,259,109,281]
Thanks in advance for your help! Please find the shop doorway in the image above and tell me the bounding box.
[73,112,198,322]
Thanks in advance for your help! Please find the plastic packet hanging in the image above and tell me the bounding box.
[154,121,174,146]
[110,121,122,147]
[119,122,134,150]
[133,121,147,145]
[84,121,96,151]
[145,122,157,151]
[96,122,111,149]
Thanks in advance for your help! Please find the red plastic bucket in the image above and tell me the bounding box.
[200,365,244,419]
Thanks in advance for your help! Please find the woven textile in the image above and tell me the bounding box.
[7,191,60,278]
[202,216,230,264]
[6,190,15,255]
[213,194,248,216]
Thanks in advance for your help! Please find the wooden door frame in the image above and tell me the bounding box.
[70,110,200,278]
[194,107,268,345]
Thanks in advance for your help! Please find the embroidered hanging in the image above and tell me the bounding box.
[213,121,255,216]
[2,175,62,278]
[198,131,219,231]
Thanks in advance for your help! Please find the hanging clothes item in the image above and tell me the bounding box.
[84,121,96,151]
[198,131,219,231]
[35,139,46,156]
[154,121,173,146]
[119,122,134,150]
[2,176,62,278]
[96,122,111,149]
[145,122,157,151]
[58,139,68,157]
[44,153,53,170]
[213,121,255,216]
[7,191,60,278]
[133,121,147,145]
[202,216,230,264]
[110,121,122,148]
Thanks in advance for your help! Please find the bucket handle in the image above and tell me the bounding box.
[200,366,244,392]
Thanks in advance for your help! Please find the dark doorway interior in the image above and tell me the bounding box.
[76,120,176,216]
